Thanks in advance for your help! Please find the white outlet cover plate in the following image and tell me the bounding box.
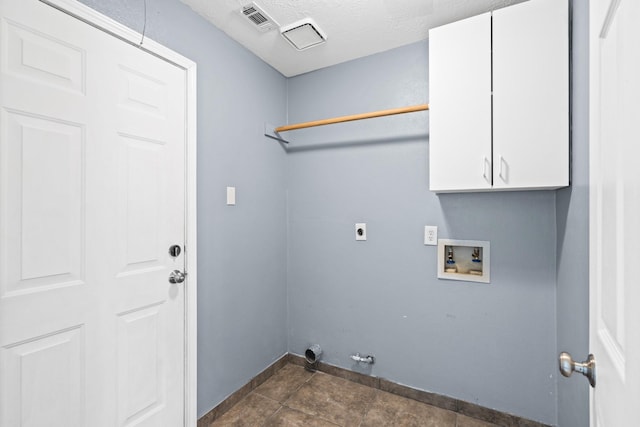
[424,225,438,245]
[355,223,367,241]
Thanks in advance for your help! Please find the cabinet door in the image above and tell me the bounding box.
[492,0,569,190]
[429,13,492,192]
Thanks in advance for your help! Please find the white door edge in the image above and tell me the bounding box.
[588,2,599,425]
[37,1,198,425]
[589,1,602,425]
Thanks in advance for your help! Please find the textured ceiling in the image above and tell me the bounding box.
[180,0,526,77]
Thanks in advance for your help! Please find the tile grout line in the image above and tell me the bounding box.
[280,370,345,426]
[285,370,369,427]
[357,388,380,427]
[280,369,317,408]
[260,404,285,427]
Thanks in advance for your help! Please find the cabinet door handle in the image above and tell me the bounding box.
[499,156,508,182]
[482,157,491,184]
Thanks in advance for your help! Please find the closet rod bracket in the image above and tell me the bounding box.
[264,122,289,144]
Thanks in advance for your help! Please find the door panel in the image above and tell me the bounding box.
[2,111,85,294]
[4,20,86,94]
[109,37,186,427]
[118,65,168,118]
[117,303,166,425]
[3,326,84,427]
[590,0,640,425]
[0,1,187,425]
[118,134,165,273]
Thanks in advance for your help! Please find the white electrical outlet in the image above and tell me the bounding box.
[424,226,437,245]
[355,223,367,241]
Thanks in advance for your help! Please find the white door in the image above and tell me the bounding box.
[589,0,640,425]
[0,0,188,426]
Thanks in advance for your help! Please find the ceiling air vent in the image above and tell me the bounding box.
[240,2,278,32]
[280,18,327,51]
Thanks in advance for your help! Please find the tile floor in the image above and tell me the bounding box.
[209,364,499,427]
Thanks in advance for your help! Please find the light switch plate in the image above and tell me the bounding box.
[226,186,236,205]
[424,226,437,245]
[355,223,366,241]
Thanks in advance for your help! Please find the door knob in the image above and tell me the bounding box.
[168,270,187,284]
[559,352,596,387]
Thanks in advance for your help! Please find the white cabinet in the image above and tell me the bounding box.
[428,0,568,193]
[492,0,569,190]
[428,13,492,192]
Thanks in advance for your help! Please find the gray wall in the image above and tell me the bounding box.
[73,0,592,424]
[285,42,558,425]
[556,0,590,426]
[76,0,289,418]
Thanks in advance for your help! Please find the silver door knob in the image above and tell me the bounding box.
[559,352,596,388]
[168,270,187,284]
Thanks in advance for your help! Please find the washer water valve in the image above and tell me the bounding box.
[350,353,375,364]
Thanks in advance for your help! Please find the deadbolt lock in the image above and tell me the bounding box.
[169,244,182,258]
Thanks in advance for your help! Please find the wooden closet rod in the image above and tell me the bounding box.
[275,104,429,133]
